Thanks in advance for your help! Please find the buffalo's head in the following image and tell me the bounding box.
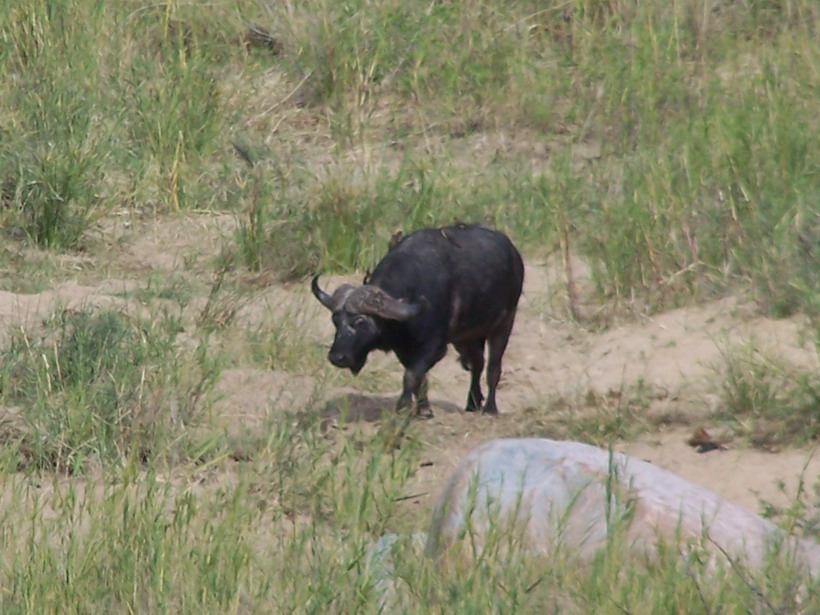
[311,275,427,374]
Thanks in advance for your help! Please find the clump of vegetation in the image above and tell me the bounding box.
[1,0,815,319]
[758,474,820,544]
[0,412,816,613]
[230,156,451,278]
[0,308,220,471]
[0,0,240,248]
[509,380,671,446]
[714,343,820,449]
[249,0,819,320]
[0,0,818,610]
[129,271,196,308]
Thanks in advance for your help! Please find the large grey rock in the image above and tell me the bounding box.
[425,438,820,575]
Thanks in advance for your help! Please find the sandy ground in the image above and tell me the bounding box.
[1,214,818,524]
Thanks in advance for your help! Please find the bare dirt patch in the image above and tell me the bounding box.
[0,217,817,530]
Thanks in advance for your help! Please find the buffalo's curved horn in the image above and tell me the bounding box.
[347,286,428,321]
[311,275,335,310]
[311,275,357,311]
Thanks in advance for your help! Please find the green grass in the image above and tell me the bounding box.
[0,307,222,472]
[129,271,196,307]
[2,0,816,316]
[506,380,679,447]
[713,342,820,449]
[0,246,75,293]
[758,472,820,543]
[0,299,814,610]
[1,0,819,610]
[224,0,818,319]
[0,414,817,613]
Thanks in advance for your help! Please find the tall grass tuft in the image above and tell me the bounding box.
[0,1,112,247]
[0,406,818,611]
[715,343,820,448]
[0,308,221,472]
[0,0,250,239]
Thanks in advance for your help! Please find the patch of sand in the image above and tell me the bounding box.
[0,241,816,528]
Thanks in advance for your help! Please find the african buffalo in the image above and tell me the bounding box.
[311,224,524,417]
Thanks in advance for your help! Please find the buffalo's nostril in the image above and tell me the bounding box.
[328,351,347,367]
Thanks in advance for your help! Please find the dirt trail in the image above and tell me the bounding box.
[1,224,817,522]
[232,259,820,516]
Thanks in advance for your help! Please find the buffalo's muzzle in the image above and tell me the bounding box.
[328,350,350,368]
[328,351,364,375]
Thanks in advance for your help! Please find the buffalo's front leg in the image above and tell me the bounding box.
[396,344,446,418]
[397,371,432,418]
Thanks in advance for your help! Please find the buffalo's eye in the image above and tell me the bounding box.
[351,316,366,329]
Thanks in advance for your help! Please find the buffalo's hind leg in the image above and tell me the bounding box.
[483,314,516,415]
[455,339,485,412]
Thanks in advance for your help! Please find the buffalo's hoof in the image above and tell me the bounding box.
[416,406,434,420]
[464,397,484,413]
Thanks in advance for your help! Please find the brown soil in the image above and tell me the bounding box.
[2,213,817,524]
